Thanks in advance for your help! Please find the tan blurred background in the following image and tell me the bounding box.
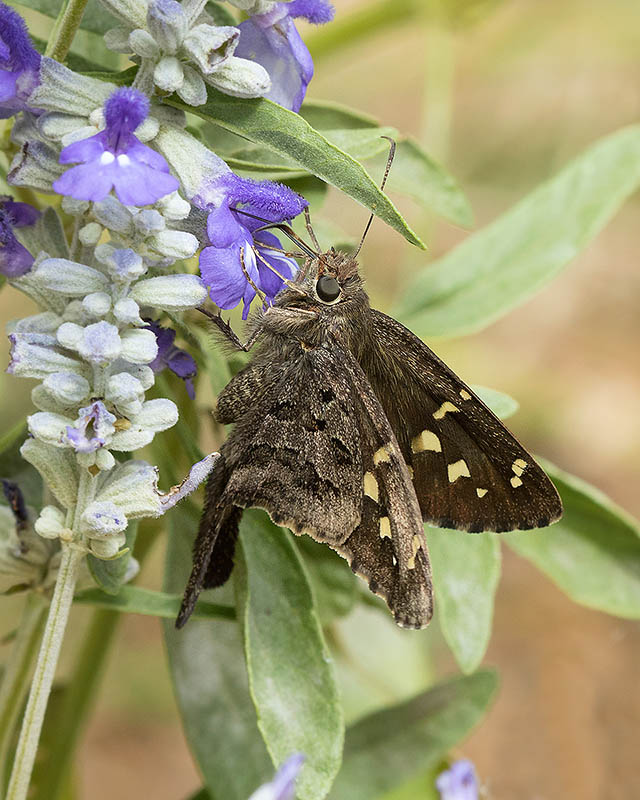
[1,0,639,798]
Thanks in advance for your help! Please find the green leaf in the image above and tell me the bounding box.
[428,529,501,674]
[167,89,424,249]
[295,537,358,626]
[75,585,235,621]
[470,385,519,420]
[17,0,114,35]
[504,461,640,618]
[300,99,382,131]
[371,138,474,227]
[87,520,138,594]
[237,511,344,800]
[330,670,498,799]
[163,503,273,800]
[395,124,640,337]
[0,422,42,510]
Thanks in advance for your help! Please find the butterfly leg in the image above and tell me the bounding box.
[197,306,263,352]
[304,207,321,251]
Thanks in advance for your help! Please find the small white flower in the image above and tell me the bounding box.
[42,372,91,406]
[80,501,128,537]
[34,505,67,539]
[77,321,122,365]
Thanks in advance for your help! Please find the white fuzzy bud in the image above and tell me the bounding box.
[83,292,112,318]
[205,57,271,98]
[77,321,122,365]
[147,0,187,52]
[120,328,158,364]
[95,449,117,472]
[27,411,73,448]
[156,191,191,221]
[81,501,128,537]
[154,56,184,92]
[33,258,109,295]
[133,398,178,432]
[113,298,144,326]
[43,372,90,406]
[78,222,103,246]
[56,322,84,350]
[90,534,127,559]
[93,197,133,233]
[148,229,199,259]
[129,274,206,311]
[34,505,67,539]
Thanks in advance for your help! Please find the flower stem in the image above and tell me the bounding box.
[44,0,90,62]
[5,545,83,800]
[0,594,48,790]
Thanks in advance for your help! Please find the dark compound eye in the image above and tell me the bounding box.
[316,275,341,303]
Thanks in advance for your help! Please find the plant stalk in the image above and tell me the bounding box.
[44,0,90,62]
[6,545,83,800]
[0,594,48,790]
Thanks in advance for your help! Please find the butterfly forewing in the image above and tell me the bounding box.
[363,311,563,532]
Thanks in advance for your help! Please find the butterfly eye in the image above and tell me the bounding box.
[316,276,341,303]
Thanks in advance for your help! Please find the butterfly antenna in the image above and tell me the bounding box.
[304,206,321,251]
[353,137,396,259]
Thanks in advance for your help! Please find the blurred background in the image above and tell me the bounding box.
[1,0,639,797]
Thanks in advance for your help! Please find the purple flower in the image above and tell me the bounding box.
[249,753,305,800]
[146,320,197,399]
[436,760,479,800]
[0,3,41,118]
[52,87,179,206]
[235,0,334,112]
[0,195,40,278]
[66,401,116,454]
[198,174,306,319]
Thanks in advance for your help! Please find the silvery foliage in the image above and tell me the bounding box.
[2,34,237,591]
[101,0,278,102]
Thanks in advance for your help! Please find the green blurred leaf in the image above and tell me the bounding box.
[295,537,358,626]
[395,124,640,337]
[379,762,443,800]
[330,670,498,799]
[163,503,272,800]
[87,520,137,595]
[29,685,77,800]
[470,385,519,420]
[372,138,474,227]
[75,584,235,621]
[429,529,501,673]
[300,99,382,131]
[167,89,424,249]
[16,0,114,35]
[505,461,640,618]
[0,422,42,510]
[237,511,344,800]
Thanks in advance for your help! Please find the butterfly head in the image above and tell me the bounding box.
[277,249,365,311]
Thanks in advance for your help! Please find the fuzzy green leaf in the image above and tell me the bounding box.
[505,461,640,618]
[163,503,273,800]
[87,520,137,595]
[167,89,424,249]
[75,584,235,621]
[295,537,358,625]
[395,124,640,337]
[330,670,498,799]
[428,529,501,674]
[237,511,344,800]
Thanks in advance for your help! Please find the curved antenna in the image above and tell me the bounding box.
[353,137,396,259]
[233,208,319,259]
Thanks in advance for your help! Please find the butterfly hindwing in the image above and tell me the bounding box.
[364,311,563,532]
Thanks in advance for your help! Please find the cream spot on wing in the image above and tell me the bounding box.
[510,476,523,488]
[448,459,471,483]
[379,516,391,539]
[476,488,488,498]
[514,458,528,470]
[459,389,472,401]
[411,429,442,453]
[407,535,422,570]
[407,464,414,479]
[363,471,379,502]
[392,555,397,566]
[433,401,459,420]
[373,444,392,465]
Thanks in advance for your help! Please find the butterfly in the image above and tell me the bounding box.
[177,150,562,631]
